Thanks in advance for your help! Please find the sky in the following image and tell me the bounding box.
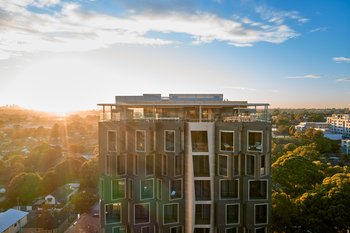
[0,0,349,114]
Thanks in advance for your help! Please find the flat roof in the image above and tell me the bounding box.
[0,209,29,232]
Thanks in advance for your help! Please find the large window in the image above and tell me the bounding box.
[112,179,125,200]
[146,154,154,176]
[105,203,121,224]
[175,155,183,176]
[136,130,146,152]
[220,180,238,199]
[255,204,268,224]
[226,228,237,233]
[195,180,211,201]
[117,155,126,175]
[165,130,175,152]
[255,228,267,233]
[233,155,239,176]
[170,179,182,200]
[195,204,211,225]
[226,204,239,225]
[134,155,139,176]
[162,154,168,176]
[108,131,117,152]
[141,179,154,199]
[135,203,150,224]
[170,226,183,233]
[260,155,266,175]
[220,131,234,152]
[246,155,255,176]
[249,180,267,200]
[193,156,210,177]
[218,155,228,176]
[164,203,179,224]
[112,226,126,233]
[191,131,208,152]
[194,229,210,233]
[157,179,162,200]
[248,131,263,152]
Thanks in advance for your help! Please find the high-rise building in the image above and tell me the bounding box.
[98,94,271,233]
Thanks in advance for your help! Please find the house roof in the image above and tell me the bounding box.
[0,209,29,232]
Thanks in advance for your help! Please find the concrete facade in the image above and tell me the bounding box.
[98,94,271,233]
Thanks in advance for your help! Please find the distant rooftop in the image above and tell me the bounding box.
[0,209,29,232]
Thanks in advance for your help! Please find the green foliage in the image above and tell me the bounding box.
[6,172,43,204]
[70,191,97,214]
[80,157,99,190]
[271,191,297,232]
[25,143,62,172]
[52,156,85,185]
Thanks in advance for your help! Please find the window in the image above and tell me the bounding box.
[129,180,133,199]
[193,156,210,177]
[100,179,104,200]
[157,179,162,200]
[170,179,182,200]
[113,226,126,233]
[165,130,175,152]
[255,228,267,233]
[175,155,183,176]
[146,154,154,176]
[112,179,125,199]
[260,155,266,176]
[117,155,126,175]
[220,131,234,152]
[220,180,238,199]
[108,131,117,151]
[162,154,168,176]
[226,228,237,233]
[105,203,121,224]
[135,203,150,224]
[233,155,239,176]
[194,229,210,233]
[136,130,146,152]
[255,204,268,225]
[191,131,208,152]
[246,155,255,176]
[171,226,183,233]
[134,155,139,176]
[141,179,154,199]
[195,204,211,225]
[218,155,228,176]
[164,203,179,224]
[249,180,267,200]
[226,204,239,224]
[142,227,150,233]
[248,131,263,152]
[195,180,211,200]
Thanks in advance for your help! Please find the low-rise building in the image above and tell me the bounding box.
[341,139,350,154]
[0,208,29,233]
[295,122,329,132]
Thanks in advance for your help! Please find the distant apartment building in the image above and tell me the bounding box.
[295,122,329,132]
[341,139,350,154]
[98,94,272,233]
[327,114,350,138]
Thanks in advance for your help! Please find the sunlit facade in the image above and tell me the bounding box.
[98,94,271,233]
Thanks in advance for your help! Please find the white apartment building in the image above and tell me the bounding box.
[327,114,350,138]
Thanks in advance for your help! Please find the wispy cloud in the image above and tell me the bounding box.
[333,57,350,63]
[309,27,328,33]
[285,74,321,79]
[336,77,350,82]
[255,5,309,25]
[0,1,299,60]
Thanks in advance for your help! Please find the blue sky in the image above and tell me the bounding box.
[0,0,349,114]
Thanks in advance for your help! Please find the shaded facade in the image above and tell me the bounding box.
[98,94,271,233]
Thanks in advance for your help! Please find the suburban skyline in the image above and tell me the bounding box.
[0,0,349,114]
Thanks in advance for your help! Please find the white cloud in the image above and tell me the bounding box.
[255,5,308,25]
[333,57,350,63]
[309,27,328,33]
[285,74,321,79]
[336,77,350,82]
[0,1,299,60]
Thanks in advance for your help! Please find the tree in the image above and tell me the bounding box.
[272,191,298,233]
[70,191,97,214]
[296,173,350,232]
[80,157,99,190]
[25,143,62,172]
[6,172,43,204]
